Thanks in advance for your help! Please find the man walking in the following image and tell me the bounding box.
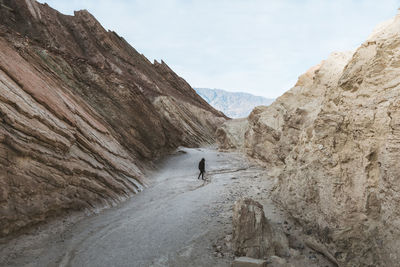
[197,158,205,180]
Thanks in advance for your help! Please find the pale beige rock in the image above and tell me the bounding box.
[218,10,400,267]
[232,198,289,259]
[219,50,353,169]
[266,256,293,267]
[232,257,267,267]
[216,118,248,150]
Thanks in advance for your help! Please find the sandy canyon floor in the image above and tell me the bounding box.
[0,148,333,267]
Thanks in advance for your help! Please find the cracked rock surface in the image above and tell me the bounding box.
[0,0,226,238]
[217,11,400,266]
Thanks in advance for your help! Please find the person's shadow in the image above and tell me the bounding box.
[201,173,211,186]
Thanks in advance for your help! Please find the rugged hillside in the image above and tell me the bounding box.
[195,88,274,118]
[217,11,400,266]
[0,0,226,237]
[217,51,352,164]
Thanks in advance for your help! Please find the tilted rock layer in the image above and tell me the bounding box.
[0,0,226,237]
[218,11,400,266]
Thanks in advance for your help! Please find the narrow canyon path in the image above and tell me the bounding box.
[0,148,332,267]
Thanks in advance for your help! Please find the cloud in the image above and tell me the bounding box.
[38,0,400,98]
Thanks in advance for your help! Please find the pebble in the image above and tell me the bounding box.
[308,254,317,260]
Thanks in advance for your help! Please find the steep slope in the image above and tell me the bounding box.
[217,51,352,162]
[217,11,400,266]
[0,0,226,237]
[195,88,274,118]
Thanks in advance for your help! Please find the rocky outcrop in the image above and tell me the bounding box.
[218,51,352,171]
[216,118,248,150]
[0,0,226,237]
[218,11,400,266]
[232,198,289,259]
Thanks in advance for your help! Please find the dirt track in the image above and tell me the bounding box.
[0,147,333,267]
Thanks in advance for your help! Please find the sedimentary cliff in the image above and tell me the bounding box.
[217,11,400,266]
[0,0,226,237]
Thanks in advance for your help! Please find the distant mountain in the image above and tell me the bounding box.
[194,88,275,118]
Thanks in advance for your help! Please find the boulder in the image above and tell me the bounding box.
[232,198,289,259]
[232,257,267,267]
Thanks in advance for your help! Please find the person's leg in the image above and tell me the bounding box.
[201,171,205,180]
[198,171,201,179]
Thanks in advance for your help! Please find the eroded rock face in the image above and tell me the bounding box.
[216,118,248,150]
[232,198,289,259]
[218,51,352,170]
[219,11,400,266]
[0,0,226,237]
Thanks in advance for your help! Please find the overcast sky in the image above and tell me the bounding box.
[38,0,399,98]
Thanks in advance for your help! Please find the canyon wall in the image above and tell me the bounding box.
[0,0,226,237]
[217,12,400,266]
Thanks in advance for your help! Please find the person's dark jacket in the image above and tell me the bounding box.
[198,159,205,172]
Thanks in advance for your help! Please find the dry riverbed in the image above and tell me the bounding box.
[0,147,333,267]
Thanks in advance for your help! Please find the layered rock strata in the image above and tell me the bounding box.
[218,11,400,266]
[0,0,226,237]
